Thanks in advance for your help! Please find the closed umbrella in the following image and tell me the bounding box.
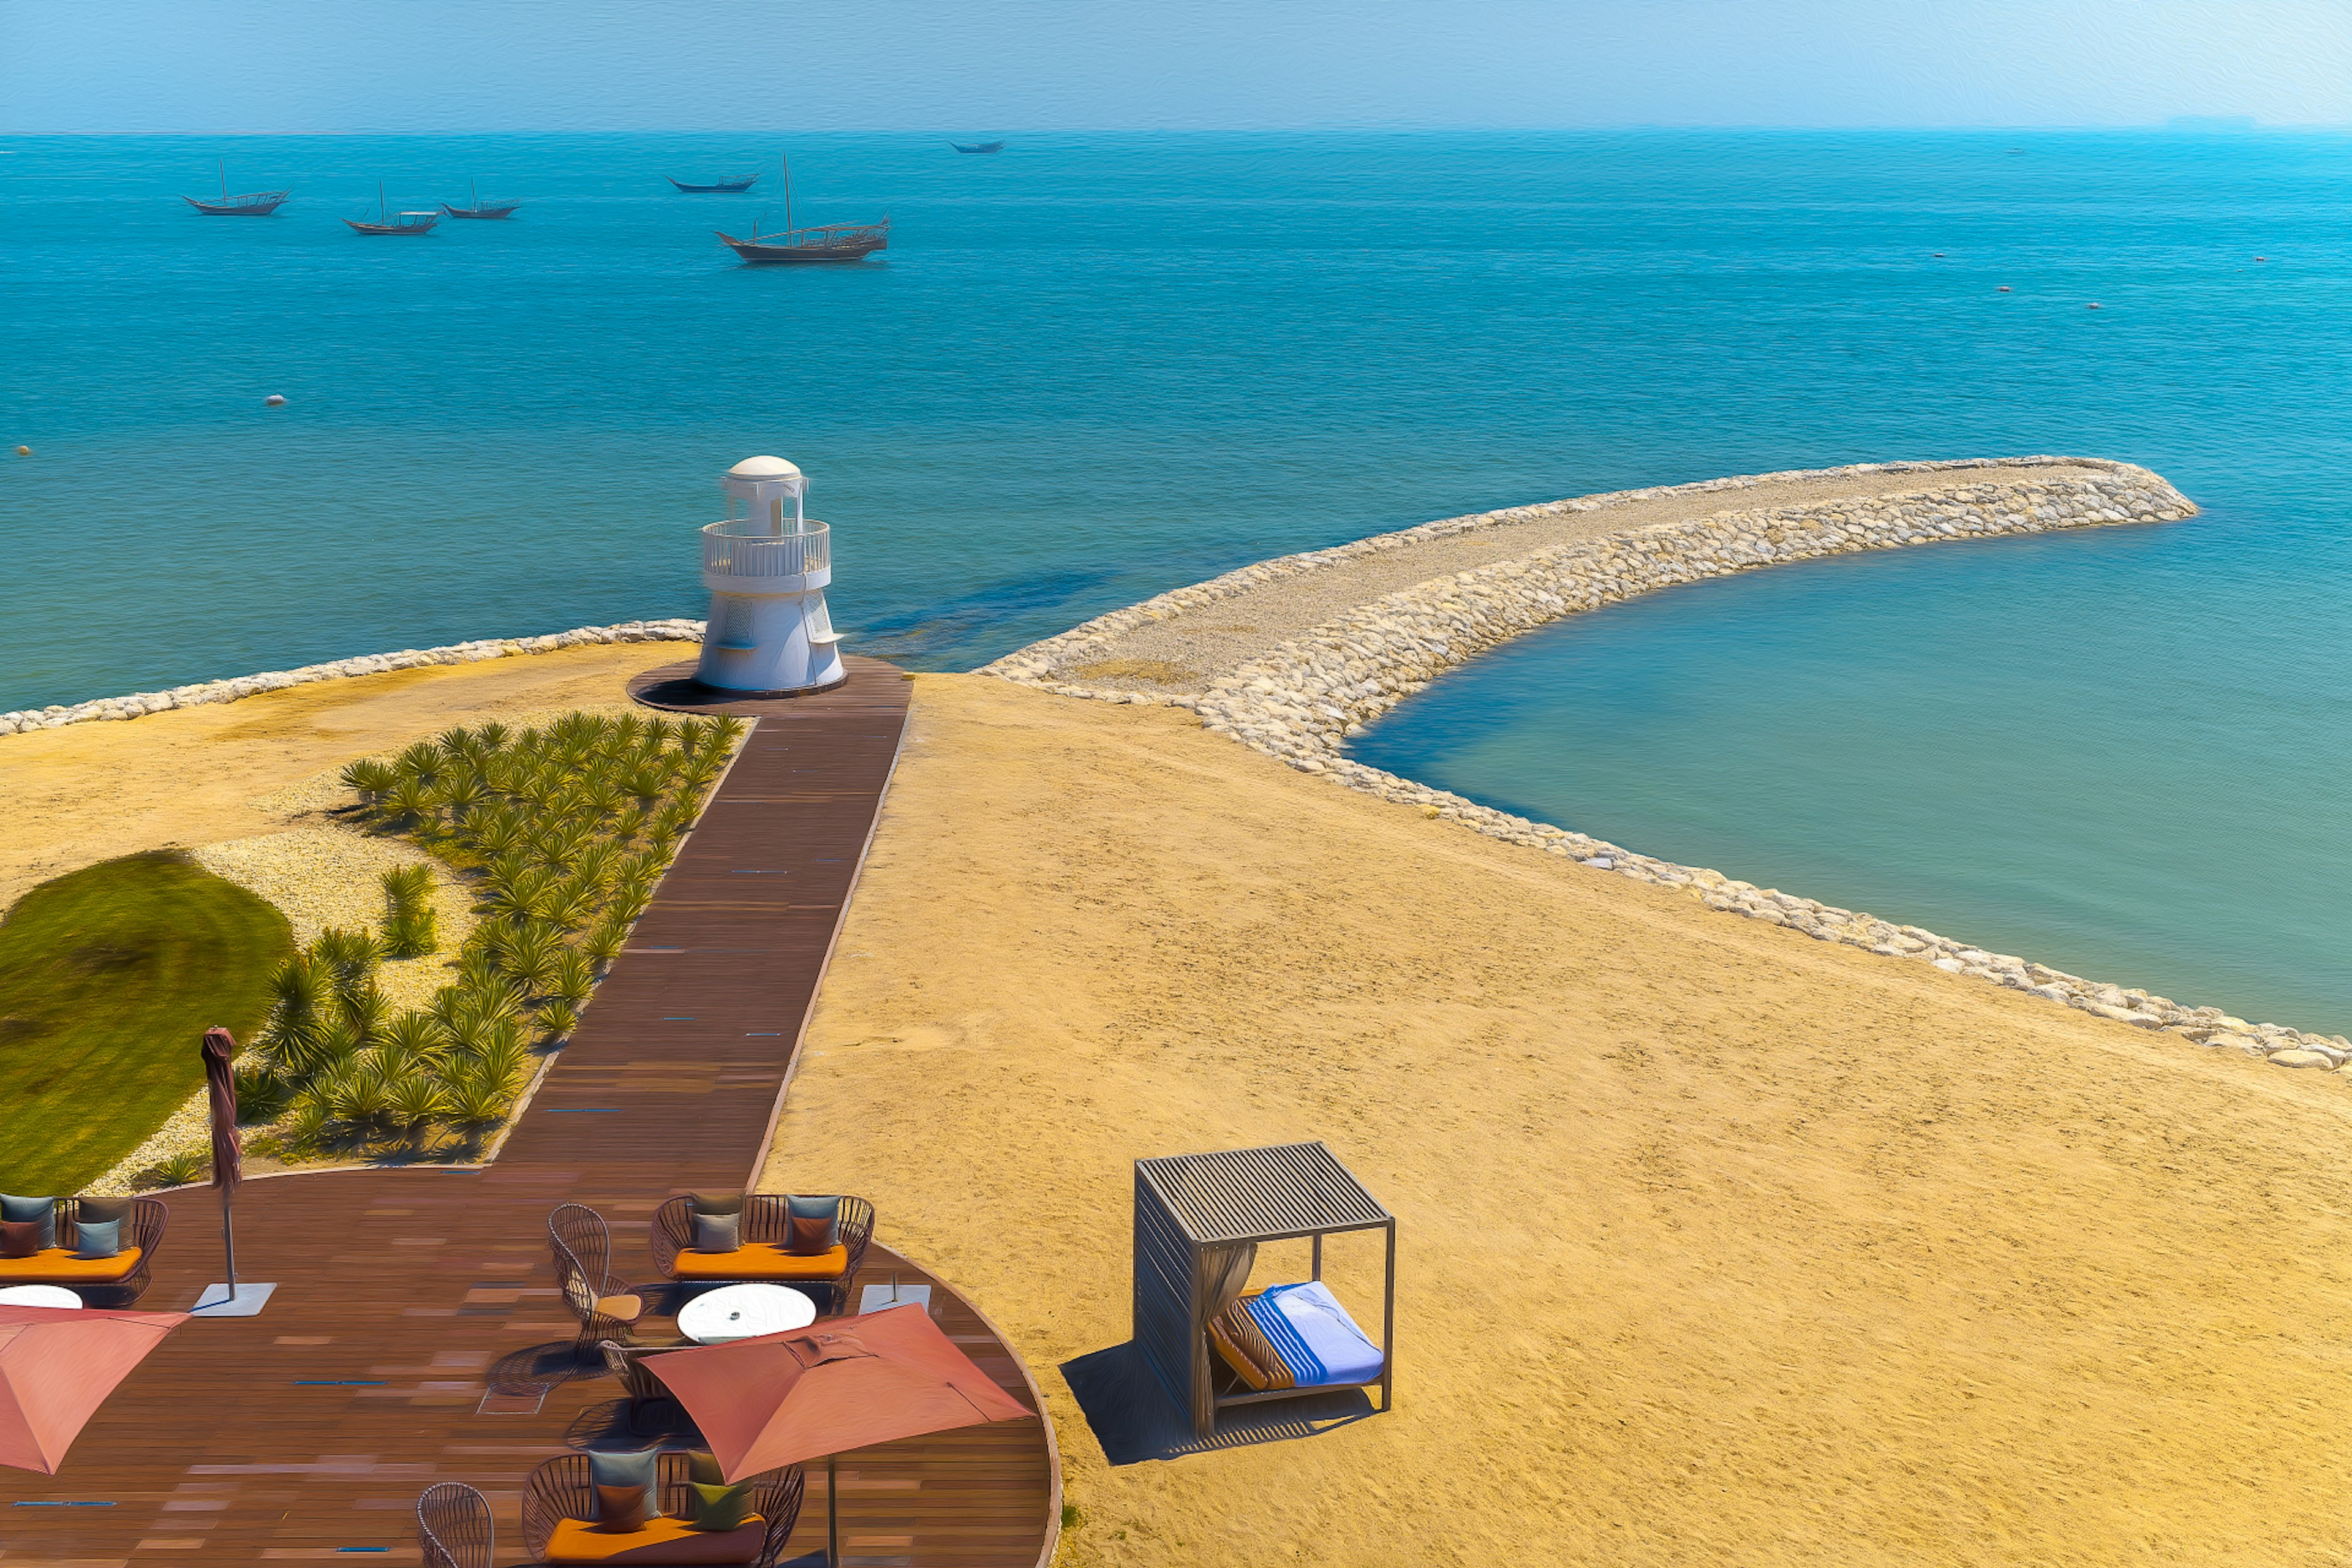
[194,1028,271,1316]
[648,1304,1035,1566]
[0,1305,187,1474]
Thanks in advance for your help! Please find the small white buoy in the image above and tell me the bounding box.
[2086,302,2101,309]
[265,394,286,407]
[1933,252,1944,258]
[1997,285,2011,292]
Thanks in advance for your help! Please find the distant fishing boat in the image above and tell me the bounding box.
[717,217,891,263]
[668,173,760,193]
[440,179,521,219]
[714,154,887,263]
[183,158,288,216]
[949,140,1005,154]
[345,182,439,235]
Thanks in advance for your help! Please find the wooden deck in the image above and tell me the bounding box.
[0,657,1059,1568]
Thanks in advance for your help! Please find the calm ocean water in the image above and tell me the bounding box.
[5,132,2348,1026]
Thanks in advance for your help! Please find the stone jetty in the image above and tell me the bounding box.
[986,456,2352,1066]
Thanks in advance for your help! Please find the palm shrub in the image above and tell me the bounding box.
[319,707,747,1154]
[232,1060,295,1122]
[342,758,399,804]
[280,1094,334,1156]
[388,1073,451,1148]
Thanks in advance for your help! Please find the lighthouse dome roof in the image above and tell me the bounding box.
[727,455,802,481]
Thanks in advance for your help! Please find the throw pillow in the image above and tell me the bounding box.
[0,1195,56,1253]
[75,1196,134,1228]
[684,1481,756,1532]
[592,1483,649,1533]
[688,1191,743,1217]
[685,1449,726,1487]
[587,1447,661,1521]
[74,1218,121,1260]
[0,1221,41,1259]
[692,1210,741,1253]
[785,1194,841,1256]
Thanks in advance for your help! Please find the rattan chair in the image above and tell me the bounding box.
[416,1481,492,1568]
[521,1451,805,1567]
[648,1194,876,1314]
[598,1340,687,1436]
[53,1197,168,1306]
[548,1203,655,1347]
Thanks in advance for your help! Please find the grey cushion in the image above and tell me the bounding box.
[75,1218,121,1259]
[587,1447,661,1520]
[0,1195,56,1252]
[692,1210,740,1253]
[786,1194,841,1248]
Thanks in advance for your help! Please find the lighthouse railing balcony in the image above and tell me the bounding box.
[702,519,829,579]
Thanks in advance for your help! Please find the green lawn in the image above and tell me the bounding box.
[0,851,293,1193]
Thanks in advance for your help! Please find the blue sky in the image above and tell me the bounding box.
[5,0,2349,133]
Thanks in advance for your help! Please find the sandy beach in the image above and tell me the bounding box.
[0,642,688,908]
[769,673,2352,1567]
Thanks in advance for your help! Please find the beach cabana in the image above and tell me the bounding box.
[1134,1141,1395,1437]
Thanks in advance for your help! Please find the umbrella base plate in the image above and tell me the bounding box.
[189,1282,277,1317]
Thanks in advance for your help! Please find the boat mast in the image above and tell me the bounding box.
[782,154,793,238]
[219,157,227,201]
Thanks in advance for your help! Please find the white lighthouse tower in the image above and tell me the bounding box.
[694,455,845,693]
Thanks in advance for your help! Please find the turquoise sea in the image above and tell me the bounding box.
[4,132,2348,1029]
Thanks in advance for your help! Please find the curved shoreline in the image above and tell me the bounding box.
[988,456,2352,1064]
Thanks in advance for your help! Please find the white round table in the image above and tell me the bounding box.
[0,1285,83,1309]
[677,1283,816,1344]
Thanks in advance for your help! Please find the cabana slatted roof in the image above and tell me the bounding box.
[1136,1140,1390,1244]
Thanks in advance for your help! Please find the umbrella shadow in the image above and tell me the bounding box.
[1058,1341,1375,1466]
[564,1396,704,1450]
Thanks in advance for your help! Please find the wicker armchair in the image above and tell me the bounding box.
[599,1340,686,1436]
[649,1194,876,1314]
[416,1481,492,1568]
[521,1451,805,1568]
[548,1203,657,1347]
[56,1197,168,1305]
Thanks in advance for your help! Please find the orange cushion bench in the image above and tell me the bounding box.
[666,1243,846,1283]
[0,1246,145,1285]
[541,1515,768,1564]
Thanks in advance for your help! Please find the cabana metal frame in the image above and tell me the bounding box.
[1133,1140,1395,1438]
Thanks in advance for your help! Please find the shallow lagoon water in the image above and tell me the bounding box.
[4,130,2349,1027]
[1350,502,2352,1036]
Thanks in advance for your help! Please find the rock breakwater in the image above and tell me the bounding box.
[992,457,2352,1065]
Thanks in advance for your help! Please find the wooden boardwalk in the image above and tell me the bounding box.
[0,658,1058,1568]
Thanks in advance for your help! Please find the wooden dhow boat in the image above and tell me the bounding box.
[715,153,886,263]
[717,217,891,263]
[345,182,439,235]
[668,173,759,193]
[440,179,521,219]
[183,158,288,216]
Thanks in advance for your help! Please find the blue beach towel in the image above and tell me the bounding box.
[1241,1281,1384,1388]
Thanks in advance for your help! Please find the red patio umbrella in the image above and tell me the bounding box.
[0,1305,189,1474]
[647,1304,1035,1566]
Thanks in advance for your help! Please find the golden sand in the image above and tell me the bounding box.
[0,644,687,908]
[769,674,2352,1567]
